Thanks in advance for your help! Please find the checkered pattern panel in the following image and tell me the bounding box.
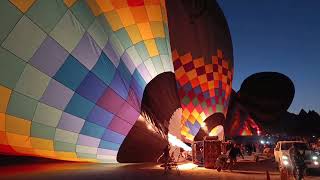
[0,0,172,163]
[172,49,233,140]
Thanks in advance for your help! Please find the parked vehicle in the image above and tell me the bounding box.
[274,141,319,171]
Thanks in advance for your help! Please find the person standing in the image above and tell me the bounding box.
[289,144,306,180]
[228,143,244,170]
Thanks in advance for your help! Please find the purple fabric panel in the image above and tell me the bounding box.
[102,129,125,144]
[40,79,74,110]
[58,112,85,133]
[77,134,101,147]
[109,72,129,99]
[107,116,132,136]
[30,37,69,76]
[130,77,143,103]
[97,148,117,156]
[87,105,113,127]
[72,33,102,70]
[103,41,119,67]
[97,88,125,114]
[116,102,139,125]
[126,88,140,112]
[76,72,107,103]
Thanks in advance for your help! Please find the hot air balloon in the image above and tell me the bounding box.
[166,0,234,140]
[224,72,295,136]
[0,0,175,163]
[0,0,235,163]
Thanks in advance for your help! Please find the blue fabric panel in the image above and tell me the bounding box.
[65,93,94,119]
[92,52,116,85]
[80,121,105,139]
[76,72,107,103]
[54,55,88,90]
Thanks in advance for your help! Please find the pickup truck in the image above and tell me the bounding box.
[274,141,319,171]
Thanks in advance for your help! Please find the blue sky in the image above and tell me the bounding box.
[217,0,320,113]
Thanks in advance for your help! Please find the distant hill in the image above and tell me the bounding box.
[279,109,320,136]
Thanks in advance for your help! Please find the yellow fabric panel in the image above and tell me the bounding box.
[6,132,32,148]
[205,64,213,73]
[55,152,79,161]
[34,149,56,158]
[208,81,214,90]
[0,113,5,131]
[125,25,142,44]
[182,110,190,119]
[0,86,12,113]
[144,39,159,57]
[187,69,197,80]
[6,115,31,136]
[200,112,206,121]
[150,21,164,38]
[188,114,196,124]
[175,67,185,79]
[96,0,114,12]
[145,5,162,21]
[181,130,188,136]
[105,11,123,31]
[10,0,36,13]
[31,137,54,151]
[198,74,207,84]
[191,109,199,119]
[193,57,204,68]
[117,8,135,27]
[137,22,153,40]
[180,53,192,64]
[86,0,102,16]
[196,118,203,125]
[185,134,194,141]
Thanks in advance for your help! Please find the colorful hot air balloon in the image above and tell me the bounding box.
[166,0,234,140]
[0,0,235,163]
[0,0,173,163]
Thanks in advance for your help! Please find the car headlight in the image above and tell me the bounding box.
[312,156,318,160]
[314,161,319,166]
[282,155,288,160]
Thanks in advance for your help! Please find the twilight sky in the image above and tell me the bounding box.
[217,0,320,114]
